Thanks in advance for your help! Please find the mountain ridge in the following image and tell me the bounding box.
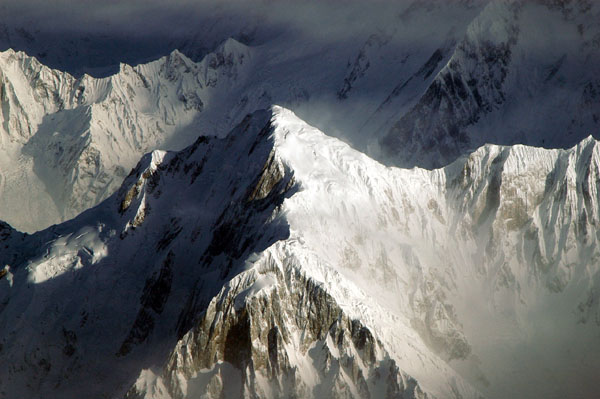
[2,106,600,397]
[0,39,254,232]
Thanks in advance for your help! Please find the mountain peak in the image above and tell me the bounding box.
[3,105,600,398]
[219,37,249,53]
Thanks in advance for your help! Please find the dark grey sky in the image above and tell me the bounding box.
[0,0,409,75]
[2,0,402,37]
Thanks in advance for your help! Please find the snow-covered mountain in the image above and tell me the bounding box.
[1,107,600,398]
[380,0,600,168]
[0,1,599,398]
[0,107,446,399]
[0,39,253,232]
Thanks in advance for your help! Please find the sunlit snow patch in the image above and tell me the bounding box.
[27,225,108,283]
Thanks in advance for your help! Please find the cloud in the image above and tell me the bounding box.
[0,0,417,76]
[1,0,405,41]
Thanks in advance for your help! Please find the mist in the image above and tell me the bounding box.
[0,0,412,76]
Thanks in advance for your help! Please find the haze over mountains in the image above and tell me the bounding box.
[0,1,599,398]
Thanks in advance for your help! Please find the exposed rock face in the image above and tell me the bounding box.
[445,136,600,295]
[0,109,297,399]
[128,251,427,399]
[125,109,600,399]
[0,2,599,397]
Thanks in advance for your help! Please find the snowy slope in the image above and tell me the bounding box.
[2,107,600,398]
[0,39,253,232]
[381,0,600,168]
